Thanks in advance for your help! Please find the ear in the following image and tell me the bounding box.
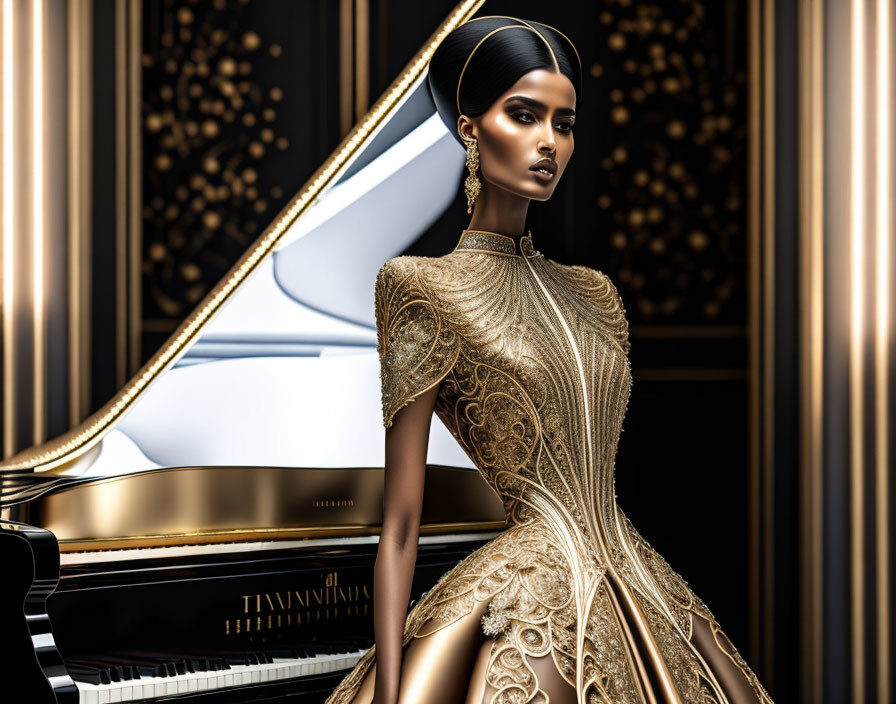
[457,114,476,144]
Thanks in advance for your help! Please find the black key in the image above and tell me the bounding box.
[66,664,109,686]
[66,658,117,685]
[223,652,250,667]
[266,647,299,659]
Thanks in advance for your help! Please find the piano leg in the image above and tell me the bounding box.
[0,520,79,703]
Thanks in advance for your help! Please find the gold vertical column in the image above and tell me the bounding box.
[760,0,776,681]
[1,0,15,457]
[115,0,142,386]
[872,4,890,703]
[340,0,370,134]
[798,0,824,701]
[747,0,776,679]
[339,0,353,137]
[128,0,141,376]
[68,0,92,426]
[115,0,127,389]
[747,0,761,667]
[31,0,46,445]
[848,0,866,699]
[354,0,369,121]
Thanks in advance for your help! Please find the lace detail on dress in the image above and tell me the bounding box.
[454,230,521,256]
[375,257,460,428]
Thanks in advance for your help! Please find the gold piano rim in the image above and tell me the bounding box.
[57,520,508,553]
[0,0,486,474]
[36,462,484,486]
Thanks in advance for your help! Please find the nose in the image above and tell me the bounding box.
[537,125,556,156]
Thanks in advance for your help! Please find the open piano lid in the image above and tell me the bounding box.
[0,0,505,549]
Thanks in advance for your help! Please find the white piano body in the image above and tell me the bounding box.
[61,79,477,479]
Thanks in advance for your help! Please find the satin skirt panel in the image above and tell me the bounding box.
[324,519,772,704]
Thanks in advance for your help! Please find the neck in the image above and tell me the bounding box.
[465,183,530,239]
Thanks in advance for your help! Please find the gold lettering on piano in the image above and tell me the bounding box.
[311,499,354,508]
[225,571,371,636]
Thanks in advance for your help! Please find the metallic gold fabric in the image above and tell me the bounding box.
[327,231,773,704]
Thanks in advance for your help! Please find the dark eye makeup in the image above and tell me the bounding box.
[510,109,574,132]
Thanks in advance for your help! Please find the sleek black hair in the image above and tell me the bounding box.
[428,16,582,146]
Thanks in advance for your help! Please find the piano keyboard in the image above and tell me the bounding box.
[69,642,370,703]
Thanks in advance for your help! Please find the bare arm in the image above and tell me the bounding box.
[371,384,440,704]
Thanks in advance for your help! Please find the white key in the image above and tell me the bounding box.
[75,648,371,703]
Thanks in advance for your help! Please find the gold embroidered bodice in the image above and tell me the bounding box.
[326,230,772,704]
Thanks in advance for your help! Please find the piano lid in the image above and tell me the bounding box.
[0,0,486,476]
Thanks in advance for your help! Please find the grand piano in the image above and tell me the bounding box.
[0,2,506,702]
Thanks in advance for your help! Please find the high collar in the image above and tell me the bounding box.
[452,229,540,258]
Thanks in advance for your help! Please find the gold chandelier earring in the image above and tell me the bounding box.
[463,137,482,214]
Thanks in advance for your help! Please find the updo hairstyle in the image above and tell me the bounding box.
[428,16,582,146]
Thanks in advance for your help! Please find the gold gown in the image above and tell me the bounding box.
[326,230,773,704]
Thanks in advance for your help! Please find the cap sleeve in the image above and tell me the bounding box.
[375,258,460,429]
[571,265,630,355]
[596,270,630,355]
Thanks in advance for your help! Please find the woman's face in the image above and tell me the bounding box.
[459,68,576,202]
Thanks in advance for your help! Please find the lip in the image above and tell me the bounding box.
[529,158,557,183]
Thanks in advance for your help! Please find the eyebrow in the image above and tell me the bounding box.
[503,95,576,118]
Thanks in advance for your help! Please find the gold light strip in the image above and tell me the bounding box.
[68,0,92,426]
[67,0,80,426]
[31,0,45,445]
[874,0,890,700]
[761,0,776,678]
[849,0,865,698]
[354,0,369,121]
[798,0,824,699]
[746,0,761,668]
[115,0,127,389]
[746,0,779,675]
[339,0,353,137]
[1,0,14,457]
[128,0,141,376]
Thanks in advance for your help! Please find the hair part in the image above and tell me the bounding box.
[428,16,582,146]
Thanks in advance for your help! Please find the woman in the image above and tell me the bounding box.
[327,15,773,704]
